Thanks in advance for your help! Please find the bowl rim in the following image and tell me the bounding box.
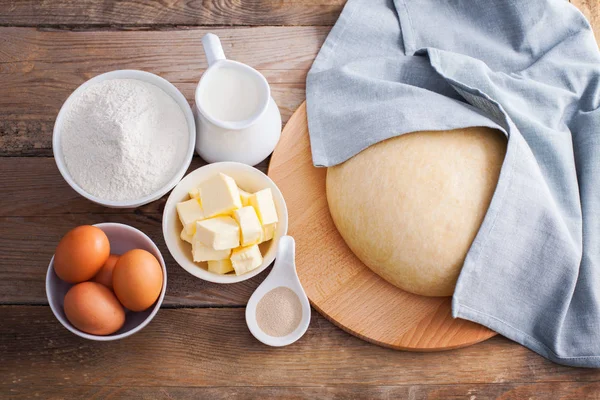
[52,69,196,208]
[162,161,289,284]
[45,222,168,341]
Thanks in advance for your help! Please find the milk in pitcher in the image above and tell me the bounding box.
[195,33,281,166]
[199,65,266,123]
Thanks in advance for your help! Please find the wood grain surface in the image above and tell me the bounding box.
[6,383,600,400]
[268,103,496,351]
[1,0,599,398]
[0,27,327,156]
[2,307,600,387]
[0,0,346,27]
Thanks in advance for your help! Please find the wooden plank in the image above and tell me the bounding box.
[0,157,269,216]
[0,0,345,27]
[572,0,600,43]
[4,382,600,400]
[2,307,600,388]
[0,26,326,156]
[0,0,594,32]
[0,214,268,306]
[0,307,596,387]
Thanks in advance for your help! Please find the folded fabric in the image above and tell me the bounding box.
[306,0,600,367]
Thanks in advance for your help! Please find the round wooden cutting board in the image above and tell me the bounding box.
[268,102,496,351]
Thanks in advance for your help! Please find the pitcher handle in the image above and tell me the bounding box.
[202,33,226,66]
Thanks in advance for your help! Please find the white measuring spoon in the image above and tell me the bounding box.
[245,236,311,346]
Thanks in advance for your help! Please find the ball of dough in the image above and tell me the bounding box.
[326,128,506,297]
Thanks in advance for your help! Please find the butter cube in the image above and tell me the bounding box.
[249,188,278,225]
[192,240,230,262]
[208,259,234,274]
[195,217,240,250]
[180,229,193,244]
[200,173,242,218]
[176,198,205,235]
[189,187,201,201]
[239,188,252,207]
[261,223,277,243]
[230,244,263,276]
[233,206,263,246]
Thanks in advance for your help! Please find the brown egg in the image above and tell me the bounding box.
[54,225,110,283]
[93,254,120,289]
[113,249,163,312]
[64,281,125,335]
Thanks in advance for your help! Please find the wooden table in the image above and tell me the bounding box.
[1,1,599,398]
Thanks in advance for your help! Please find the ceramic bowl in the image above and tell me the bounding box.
[162,162,288,284]
[46,223,167,341]
[52,69,196,208]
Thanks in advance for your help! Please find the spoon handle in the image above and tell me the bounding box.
[274,236,295,272]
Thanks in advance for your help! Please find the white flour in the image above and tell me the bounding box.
[60,79,189,202]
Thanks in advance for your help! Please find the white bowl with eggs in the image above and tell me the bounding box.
[46,223,167,341]
[52,70,196,208]
[162,162,288,284]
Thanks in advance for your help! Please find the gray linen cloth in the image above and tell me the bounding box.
[306,0,600,367]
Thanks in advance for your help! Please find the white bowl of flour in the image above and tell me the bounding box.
[53,70,195,208]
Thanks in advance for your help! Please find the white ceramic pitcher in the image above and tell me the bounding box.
[195,33,282,166]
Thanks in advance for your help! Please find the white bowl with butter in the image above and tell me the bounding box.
[162,162,288,283]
